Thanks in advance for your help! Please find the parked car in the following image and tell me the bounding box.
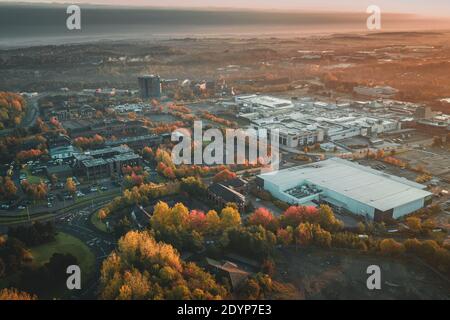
[76,191,85,197]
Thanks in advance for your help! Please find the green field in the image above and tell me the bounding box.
[0,233,95,299]
[20,168,44,184]
[31,232,95,276]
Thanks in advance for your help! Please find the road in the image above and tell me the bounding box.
[0,182,121,216]
[0,189,119,298]
[55,202,116,299]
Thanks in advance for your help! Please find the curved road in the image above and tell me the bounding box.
[55,202,116,299]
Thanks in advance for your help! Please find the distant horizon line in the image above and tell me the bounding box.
[0,1,446,18]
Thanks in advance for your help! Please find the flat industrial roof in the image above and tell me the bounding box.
[259,158,432,212]
[237,95,293,109]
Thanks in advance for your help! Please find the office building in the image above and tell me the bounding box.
[138,75,162,99]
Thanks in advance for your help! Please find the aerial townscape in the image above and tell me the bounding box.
[0,1,449,302]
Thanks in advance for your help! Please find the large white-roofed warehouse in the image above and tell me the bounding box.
[256,158,433,221]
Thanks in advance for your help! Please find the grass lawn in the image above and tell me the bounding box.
[31,232,95,277]
[20,168,44,184]
[90,211,109,233]
[0,233,95,299]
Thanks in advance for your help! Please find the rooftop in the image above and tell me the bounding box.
[50,145,80,155]
[82,158,107,168]
[105,134,161,147]
[236,95,293,109]
[46,165,73,174]
[205,258,250,289]
[87,145,133,157]
[259,158,431,212]
[208,183,246,204]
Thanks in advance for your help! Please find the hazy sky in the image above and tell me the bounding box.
[4,0,450,17]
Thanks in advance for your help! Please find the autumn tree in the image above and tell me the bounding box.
[317,205,344,232]
[16,149,44,163]
[0,92,27,130]
[281,206,318,228]
[73,134,105,150]
[295,223,313,246]
[155,149,177,180]
[379,238,405,256]
[280,205,342,232]
[151,201,198,249]
[66,177,77,195]
[406,217,422,234]
[96,182,180,221]
[0,176,18,200]
[313,224,332,248]
[4,177,17,198]
[376,149,385,159]
[403,239,450,274]
[213,169,237,183]
[150,201,239,249]
[98,208,108,220]
[0,288,37,300]
[226,226,276,259]
[422,219,437,231]
[220,206,241,230]
[21,180,48,201]
[237,273,299,300]
[205,210,221,235]
[99,231,227,300]
[357,222,366,234]
[248,207,278,231]
[180,176,206,198]
[276,227,293,246]
[142,147,154,160]
[151,202,189,234]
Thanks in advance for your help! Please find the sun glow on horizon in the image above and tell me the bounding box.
[1,0,450,17]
